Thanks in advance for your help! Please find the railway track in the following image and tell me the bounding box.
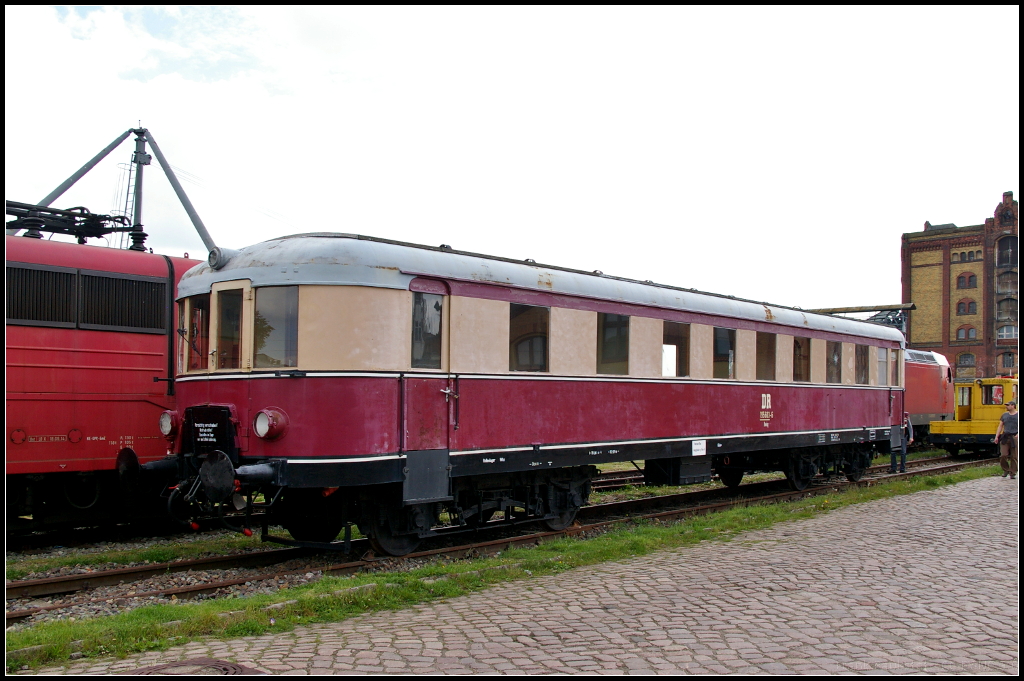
[6,457,997,626]
[590,454,969,492]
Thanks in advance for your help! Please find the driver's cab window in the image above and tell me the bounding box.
[182,294,210,372]
[179,280,254,373]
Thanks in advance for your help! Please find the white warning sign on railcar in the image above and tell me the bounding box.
[692,439,707,456]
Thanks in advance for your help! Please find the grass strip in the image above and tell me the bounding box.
[6,464,1000,671]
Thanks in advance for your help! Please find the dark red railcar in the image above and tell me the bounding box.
[6,235,199,529]
[164,234,908,555]
[903,350,954,437]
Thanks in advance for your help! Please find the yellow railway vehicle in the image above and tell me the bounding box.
[929,376,1019,455]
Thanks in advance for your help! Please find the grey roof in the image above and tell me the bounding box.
[178,233,905,344]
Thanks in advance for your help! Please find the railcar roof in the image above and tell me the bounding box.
[177,233,905,343]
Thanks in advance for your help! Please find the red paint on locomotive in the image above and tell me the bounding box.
[904,351,955,433]
[6,235,200,527]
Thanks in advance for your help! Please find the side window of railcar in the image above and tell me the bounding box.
[891,349,901,386]
[188,294,211,371]
[877,348,888,386]
[793,337,811,382]
[412,292,443,370]
[217,290,243,370]
[597,313,629,375]
[756,332,776,381]
[712,327,735,379]
[509,304,549,372]
[254,286,298,368]
[662,322,689,377]
[855,345,869,385]
[826,341,842,384]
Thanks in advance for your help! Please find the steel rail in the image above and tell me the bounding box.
[5,458,996,625]
[5,547,316,600]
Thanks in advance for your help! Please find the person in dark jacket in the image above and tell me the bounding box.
[891,412,913,474]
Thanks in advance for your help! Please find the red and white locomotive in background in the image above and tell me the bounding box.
[159,233,909,555]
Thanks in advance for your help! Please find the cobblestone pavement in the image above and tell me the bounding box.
[30,477,1018,675]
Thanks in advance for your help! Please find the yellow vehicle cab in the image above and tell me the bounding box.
[929,376,1019,454]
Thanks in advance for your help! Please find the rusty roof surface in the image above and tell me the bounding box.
[177,233,905,343]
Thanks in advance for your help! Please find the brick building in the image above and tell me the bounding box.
[902,191,1018,380]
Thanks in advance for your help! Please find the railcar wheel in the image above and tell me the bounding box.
[785,453,818,491]
[543,506,579,531]
[64,473,102,510]
[366,502,424,557]
[785,470,814,491]
[718,469,743,488]
[280,489,344,543]
[844,465,865,483]
[844,452,870,482]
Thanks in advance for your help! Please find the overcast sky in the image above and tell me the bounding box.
[5,6,1019,309]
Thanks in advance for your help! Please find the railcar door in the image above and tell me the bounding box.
[403,283,451,453]
[402,374,452,451]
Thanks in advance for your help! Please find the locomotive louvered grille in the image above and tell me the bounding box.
[6,262,168,333]
[80,274,166,331]
[6,266,77,325]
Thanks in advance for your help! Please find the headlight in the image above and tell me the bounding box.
[159,411,178,438]
[253,407,288,441]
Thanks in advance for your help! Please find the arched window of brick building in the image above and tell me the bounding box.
[956,326,977,340]
[957,273,978,289]
[960,251,967,261]
[957,299,977,315]
[957,353,975,367]
[998,236,1018,267]
[998,272,1017,294]
[976,250,983,260]
[997,325,1018,339]
[967,251,975,261]
[1002,353,1017,369]
[951,252,959,262]
[998,298,1018,319]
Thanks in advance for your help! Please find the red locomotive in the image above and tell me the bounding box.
[7,128,225,532]
[163,233,908,555]
[6,234,198,529]
[903,349,954,438]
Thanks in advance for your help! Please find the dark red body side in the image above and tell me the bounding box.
[175,374,904,462]
[6,236,199,476]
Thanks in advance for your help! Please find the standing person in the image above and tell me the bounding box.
[891,412,913,474]
[995,401,1018,479]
